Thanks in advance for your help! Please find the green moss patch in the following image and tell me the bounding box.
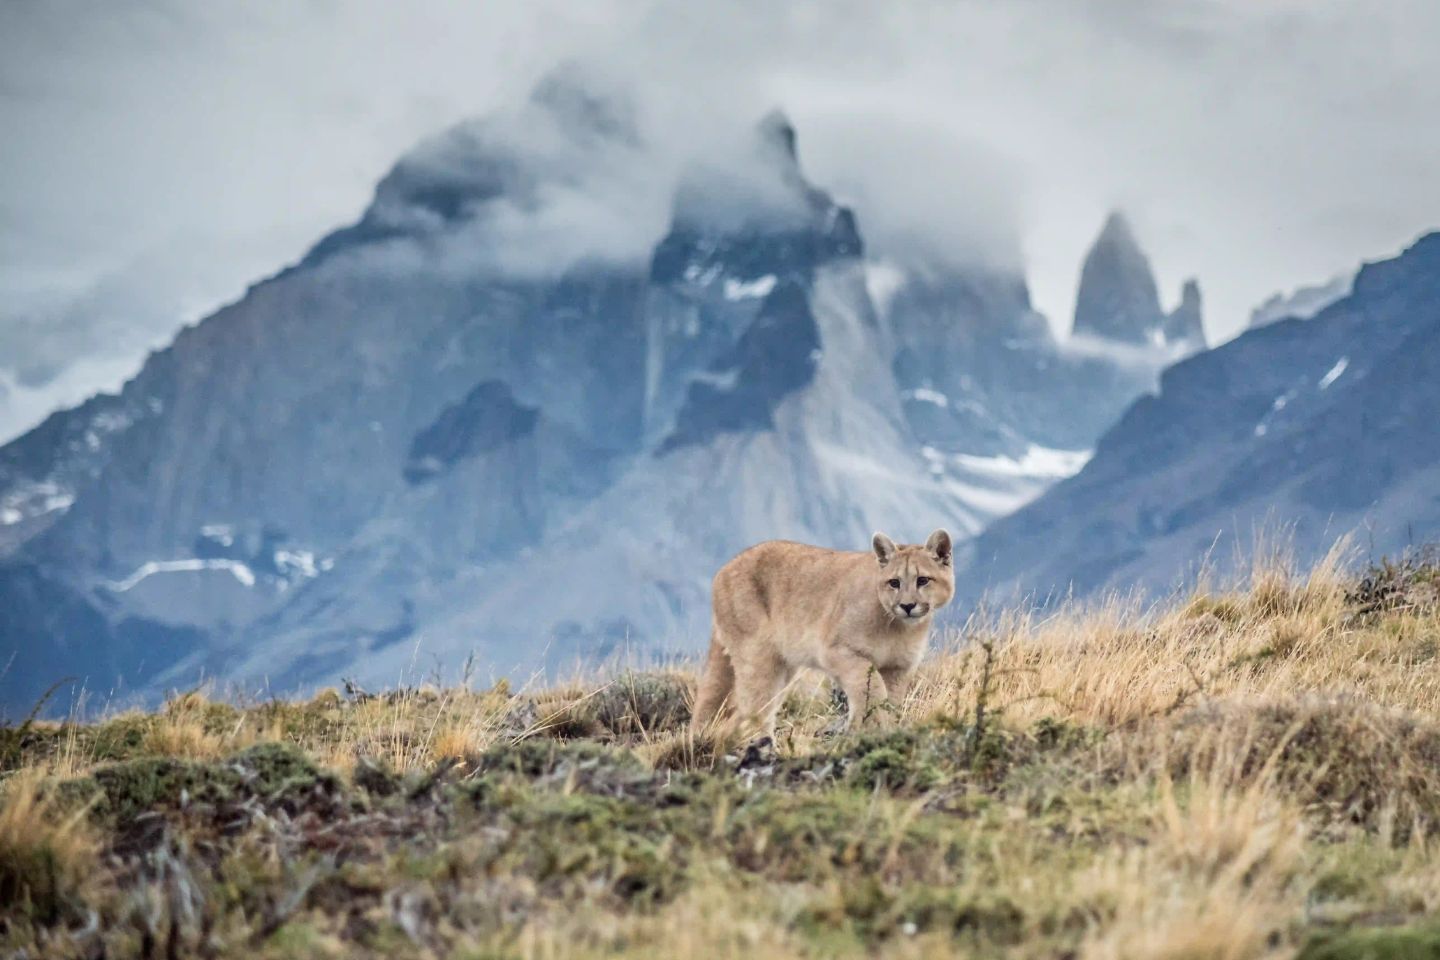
[61,741,340,826]
[1298,923,1440,960]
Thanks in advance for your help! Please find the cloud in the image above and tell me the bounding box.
[312,68,675,280]
[0,358,142,443]
[4,0,1440,441]
[1059,332,1188,374]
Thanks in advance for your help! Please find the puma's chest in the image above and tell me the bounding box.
[863,623,931,669]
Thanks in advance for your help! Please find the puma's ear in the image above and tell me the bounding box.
[926,529,952,567]
[872,532,897,566]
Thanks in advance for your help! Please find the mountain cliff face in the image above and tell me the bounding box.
[0,82,1191,713]
[962,232,1440,603]
[1072,212,1206,354]
[1163,279,1205,349]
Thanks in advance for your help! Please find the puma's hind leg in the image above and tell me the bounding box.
[691,628,736,732]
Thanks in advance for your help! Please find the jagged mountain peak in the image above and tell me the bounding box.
[1176,277,1201,309]
[1163,277,1206,349]
[756,109,799,164]
[666,109,847,235]
[1072,211,1204,352]
[1097,210,1140,248]
[653,112,862,286]
[1072,210,1163,345]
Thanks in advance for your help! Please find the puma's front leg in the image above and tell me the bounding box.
[878,664,916,722]
[821,646,885,732]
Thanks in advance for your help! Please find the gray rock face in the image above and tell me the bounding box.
[1163,279,1205,352]
[403,381,539,485]
[885,265,1135,454]
[961,231,1440,606]
[1072,212,1206,353]
[0,89,1192,714]
[1073,213,1164,345]
[660,280,821,453]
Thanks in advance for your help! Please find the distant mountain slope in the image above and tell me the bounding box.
[961,232,1440,603]
[0,76,1194,712]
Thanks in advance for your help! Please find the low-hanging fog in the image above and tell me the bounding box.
[4,0,1440,443]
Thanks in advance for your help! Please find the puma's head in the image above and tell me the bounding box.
[871,529,955,623]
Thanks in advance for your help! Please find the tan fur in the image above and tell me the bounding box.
[691,529,955,739]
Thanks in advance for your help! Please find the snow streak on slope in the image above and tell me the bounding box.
[105,558,257,592]
[925,445,1092,528]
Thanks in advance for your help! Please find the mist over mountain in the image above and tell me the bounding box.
[0,75,1189,713]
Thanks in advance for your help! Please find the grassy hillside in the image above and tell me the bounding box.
[3,546,1439,958]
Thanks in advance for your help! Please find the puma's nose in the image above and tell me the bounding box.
[899,602,916,615]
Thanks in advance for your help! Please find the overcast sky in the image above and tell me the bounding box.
[4,0,1440,442]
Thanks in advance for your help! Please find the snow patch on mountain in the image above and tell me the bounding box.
[903,387,949,408]
[952,444,1092,480]
[1318,357,1348,390]
[864,261,907,317]
[921,443,1092,525]
[723,275,777,300]
[0,481,75,526]
[106,558,258,592]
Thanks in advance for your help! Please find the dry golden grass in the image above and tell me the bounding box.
[905,545,1436,737]
[0,769,100,926]
[2,542,1439,958]
[139,689,235,759]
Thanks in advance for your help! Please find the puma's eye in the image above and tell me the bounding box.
[916,576,931,587]
[887,578,901,589]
